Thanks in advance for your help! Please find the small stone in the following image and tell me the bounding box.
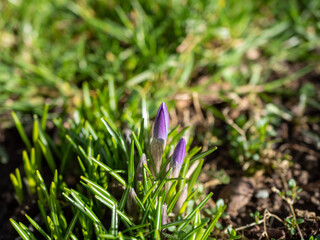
[255,189,269,199]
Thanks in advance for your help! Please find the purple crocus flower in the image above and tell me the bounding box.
[171,138,186,178]
[153,102,169,141]
[150,102,169,174]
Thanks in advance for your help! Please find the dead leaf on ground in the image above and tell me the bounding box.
[218,177,255,217]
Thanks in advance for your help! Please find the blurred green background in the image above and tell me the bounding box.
[1,0,319,128]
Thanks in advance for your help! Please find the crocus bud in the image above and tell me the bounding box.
[136,154,147,183]
[174,184,188,215]
[126,188,139,221]
[171,138,186,179]
[161,203,168,226]
[153,102,169,142]
[150,102,169,174]
[165,138,186,193]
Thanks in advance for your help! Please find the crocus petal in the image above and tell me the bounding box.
[165,138,186,192]
[161,102,169,134]
[153,102,169,141]
[172,138,186,170]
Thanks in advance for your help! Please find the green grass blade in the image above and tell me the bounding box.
[181,222,207,240]
[128,139,135,186]
[10,168,24,204]
[155,196,163,232]
[10,218,29,240]
[189,147,217,164]
[26,214,51,240]
[90,156,126,187]
[94,196,134,227]
[80,176,117,204]
[36,170,50,203]
[188,159,204,193]
[63,211,80,240]
[119,186,130,211]
[178,192,213,231]
[19,222,37,240]
[11,112,31,151]
[200,207,225,240]
[131,132,143,157]
[41,104,49,131]
[110,202,118,236]
[162,219,189,230]
[63,191,105,231]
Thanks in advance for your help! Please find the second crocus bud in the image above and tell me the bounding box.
[135,153,147,183]
[150,102,169,174]
[171,138,186,179]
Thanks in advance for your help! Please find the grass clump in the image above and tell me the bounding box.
[10,101,224,239]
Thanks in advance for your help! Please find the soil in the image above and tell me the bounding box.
[174,71,320,239]
[199,73,320,239]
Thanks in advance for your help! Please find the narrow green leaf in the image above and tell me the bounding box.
[155,197,163,231]
[162,219,190,229]
[91,156,126,187]
[10,170,23,204]
[99,234,117,239]
[62,191,105,231]
[41,104,49,131]
[181,222,207,240]
[26,214,51,240]
[189,147,217,164]
[128,139,135,186]
[132,132,142,157]
[119,186,129,211]
[19,222,37,240]
[126,70,153,87]
[32,117,39,144]
[122,223,150,234]
[80,176,117,204]
[94,196,134,227]
[36,170,50,203]
[101,118,119,144]
[188,159,204,193]
[107,75,117,112]
[83,82,92,109]
[110,202,118,236]
[178,193,213,231]
[10,218,29,240]
[49,182,61,239]
[12,112,31,151]
[200,207,224,240]
[63,211,80,240]
[154,230,161,240]
[151,170,171,201]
